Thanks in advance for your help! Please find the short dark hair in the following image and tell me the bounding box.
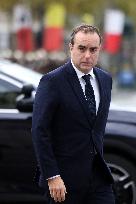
[70,24,102,45]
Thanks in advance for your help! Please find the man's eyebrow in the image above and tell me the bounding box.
[78,45,86,48]
[90,46,98,49]
[78,45,98,49]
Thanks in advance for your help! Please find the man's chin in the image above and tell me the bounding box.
[80,66,92,74]
[81,63,93,69]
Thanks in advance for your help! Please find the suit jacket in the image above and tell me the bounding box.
[32,60,113,191]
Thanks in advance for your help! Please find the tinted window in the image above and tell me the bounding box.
[0,79,21,108]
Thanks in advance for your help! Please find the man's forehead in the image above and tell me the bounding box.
[75,31,98,38]
[74,32,100,43]
[75,38,100,48]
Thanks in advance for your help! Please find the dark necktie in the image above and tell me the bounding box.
[82,74,96,120]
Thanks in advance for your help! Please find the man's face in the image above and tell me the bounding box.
[69,31,101,74]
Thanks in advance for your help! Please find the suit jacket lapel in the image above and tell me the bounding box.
[93,68,107,123]
[65,61,94,126]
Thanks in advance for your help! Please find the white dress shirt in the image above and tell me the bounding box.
[71,60,100,113]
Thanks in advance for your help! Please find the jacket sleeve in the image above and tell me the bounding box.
[32,74,60,180]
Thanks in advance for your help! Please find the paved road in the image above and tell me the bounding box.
[111,84,136,110]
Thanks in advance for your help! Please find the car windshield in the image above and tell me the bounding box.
[0,60,42,88]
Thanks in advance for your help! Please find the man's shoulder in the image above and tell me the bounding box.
[42,60,70,82]
[94,66,112,79]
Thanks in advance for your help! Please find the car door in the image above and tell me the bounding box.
[0,75,43,201]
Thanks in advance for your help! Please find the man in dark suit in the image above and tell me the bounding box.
[32,24,115,203]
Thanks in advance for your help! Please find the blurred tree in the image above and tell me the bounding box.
[0,0,18,10]
[1,0,136,23]
[114,0,136,17]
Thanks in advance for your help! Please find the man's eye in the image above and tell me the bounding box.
[90,48,98,53]
[79,47,85,51]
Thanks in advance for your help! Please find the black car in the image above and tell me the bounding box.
[0,59,42,109]
[104,108,136,204]
[0,60,44,202]
[0,60,135,203]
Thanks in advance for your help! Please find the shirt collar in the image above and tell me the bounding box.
[71,59,95,80]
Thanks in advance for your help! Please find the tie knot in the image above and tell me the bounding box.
[82,74,90,84]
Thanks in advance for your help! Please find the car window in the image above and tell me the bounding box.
[0,78,21,108]
[0,60,42,87]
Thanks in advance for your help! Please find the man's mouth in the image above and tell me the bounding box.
[81,62,91,66]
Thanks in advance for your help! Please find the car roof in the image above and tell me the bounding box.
[0,59,42,88]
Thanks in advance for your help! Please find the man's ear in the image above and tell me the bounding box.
[69,43,73,51]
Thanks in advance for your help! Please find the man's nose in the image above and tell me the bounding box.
[85,50,91,58]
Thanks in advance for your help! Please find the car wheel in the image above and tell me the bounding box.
[104,154,136,204]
